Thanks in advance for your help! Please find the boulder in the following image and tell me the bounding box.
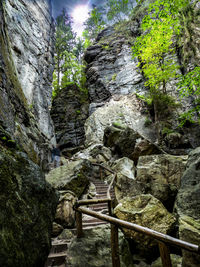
[84,95,157,146]
[46,159,91,198]
[54,191,77,228]
[110,157,141,202]
[66,225,134,267]
[103,125,162,163]
[137,154,187,211]
[179,216,200,267]
[114,195,176,253]
[52,222,64,237]
[175,147,200,267]
[75,143,112,163]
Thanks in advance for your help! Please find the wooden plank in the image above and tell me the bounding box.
[75,206,200,254]
[111,224,120,267]
[76,211,83,238]
[158,241,172,267]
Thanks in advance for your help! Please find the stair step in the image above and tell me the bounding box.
[83,221,108,228]
[50,243,68,254]
[48,252,67,258]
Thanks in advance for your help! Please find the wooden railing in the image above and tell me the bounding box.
[74,164,200,267]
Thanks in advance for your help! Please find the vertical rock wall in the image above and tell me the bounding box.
[0,0,55,167]
[4,0,55,139]
[0,1,58,266]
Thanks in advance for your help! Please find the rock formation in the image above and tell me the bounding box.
[50,84,89,154]
[0,0,55,168]
[0,0,58,266]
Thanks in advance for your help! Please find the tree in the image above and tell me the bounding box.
[107,0,129,22]
[83,5,105,46]
[54,9,76,91]
[133,0,200,134]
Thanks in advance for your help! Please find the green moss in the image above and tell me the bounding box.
[101,44,110,50]
[112,121,126,129]
[112,73,117,81]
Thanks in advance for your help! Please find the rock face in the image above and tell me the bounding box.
[84,94,157,146]
[0,143,58,267]
[0,0,55,169]
[0,1,58,266]
[4,0,55,139]
[175,147,200,266]
[51,84,89,152]
[84,26,145,111]
[137,154,187,211]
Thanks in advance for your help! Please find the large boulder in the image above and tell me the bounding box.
[175,147,200,266]
[110,157,141,202]
[137,154,187,211]
[103,125,162,163]
[54,191,77,228]
[179,216,200,267]
[66,225,134,267]
[0,145,58,267]
[46,159,91,198]
[74,143,112,164]
[114,195,176,254]
[84,95,157,146]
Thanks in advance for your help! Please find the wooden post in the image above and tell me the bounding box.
[111,224,120,267]
[76,211,83,238]
[158,241,172,267]
[108,199,112,216]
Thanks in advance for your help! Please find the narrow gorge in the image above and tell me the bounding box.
[0,0,200,267]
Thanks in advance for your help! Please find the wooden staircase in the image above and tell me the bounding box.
[45,179,114,267]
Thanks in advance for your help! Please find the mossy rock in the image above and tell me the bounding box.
[46,159,92,198]
[0,144,58,266]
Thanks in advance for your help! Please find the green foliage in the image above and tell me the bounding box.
[161,127,175,135]
[136,93,152,106]
[178,67,200,126]
[53,9,88,99]
[132,2,180,92]
[112,73,117,81]
[112,121,125,129]
[83,6,105,44]
[101,44,110,50]
[132,0,198,130]
[107,0,129,22]
[54,9,76,91]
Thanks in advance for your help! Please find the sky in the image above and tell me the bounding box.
[51,0,106,36]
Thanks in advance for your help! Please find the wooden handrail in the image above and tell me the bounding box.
[91,162,117,200]
[75,206,200,254]
[107,173,117,199]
